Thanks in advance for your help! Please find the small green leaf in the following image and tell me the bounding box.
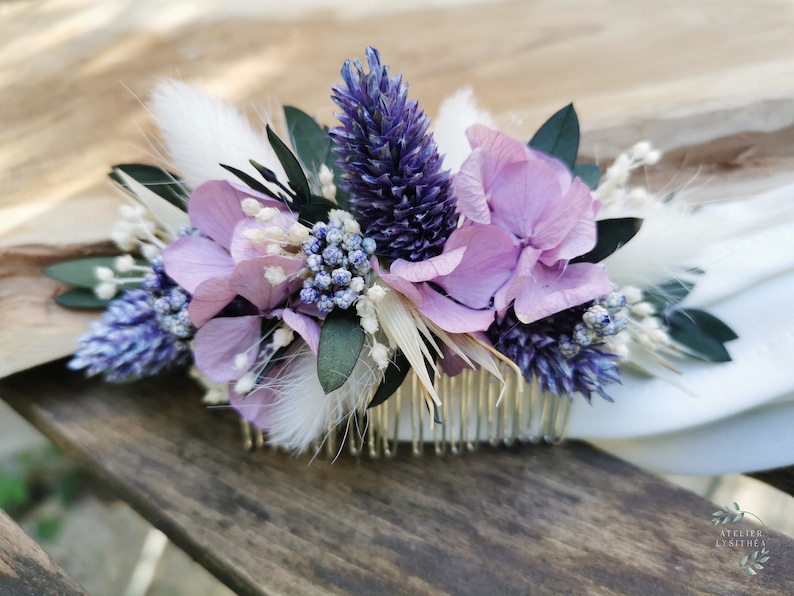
[55,288,110,310]
[36,516,62,541]
[732,501,740,510]
[572,163,601,190]
[644,278,697,311]
[570,218,642,264]
[110,164,187,210]
[666,309,738,362]
[283,107,350,210]
[743,567,757,576]
[0,472,28,511]
[266,125,310,206]
[285,107,332,179]
[43,257,145,289]
[758,556,770,564]
[753,563,764,570]
[740,555,749,566]
[368,350,411,409]
[220,164,279,199]
[712,510,724,517]
[733,513,744,522]
[317,308,365,394]
[528,103,580,171]
[298,196,338,227]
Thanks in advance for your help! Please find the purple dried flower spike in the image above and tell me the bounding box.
[331,47,456,262]
[68,289,191,382]
[488,307,621,402]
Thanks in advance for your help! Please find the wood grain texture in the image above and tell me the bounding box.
[1,361,792,595]
[0,509,87,595]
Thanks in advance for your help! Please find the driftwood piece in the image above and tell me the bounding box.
[0,361,792,595]
[0,509,87,595]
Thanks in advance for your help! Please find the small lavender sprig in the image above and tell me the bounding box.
[331,47,456,262]
[68,288,191,382]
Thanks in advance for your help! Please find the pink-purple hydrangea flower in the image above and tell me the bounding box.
[162,180,319,383]
[454,124,612,324]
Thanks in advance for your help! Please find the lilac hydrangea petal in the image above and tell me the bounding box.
[493,245,543,313]
[453,147,492,224]
[513,262,611,324]
[487,160,562,240]
[388,248,467,283]
[434,225,518,309]
[162,235,234,293]
[410,282,496,333]
[193,315,261,382]
[280,308,321,355]
[188,181,249,249]
[229,255,303,312]
[534,177,598,262]
[229,383,276,431]
[187,276,237,327]
[377,268,424,305]
[466,124,571,195]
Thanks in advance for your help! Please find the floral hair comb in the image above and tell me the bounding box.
[48,47,750,459]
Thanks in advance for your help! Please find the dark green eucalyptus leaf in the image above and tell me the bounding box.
[43,257,146,289]
[219,164,279,200]
[644,278,697,311]
[299,196,338,226]
[368,350,411,409]
[528,103,580,171]
[55,288,110,310]
[572,163,601,190]
[266,125,310,206]
[284,107,351,210]
[666,309,737,362]
[317,308,365,394]
[284,106,332,179]
[110,164,188,210]
[571,218,642,264]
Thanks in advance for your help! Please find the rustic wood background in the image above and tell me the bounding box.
[2,0,794,378]
[1,360,792,595]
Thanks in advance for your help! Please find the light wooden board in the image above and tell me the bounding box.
[2,361,793,595]
[0,509,87,595]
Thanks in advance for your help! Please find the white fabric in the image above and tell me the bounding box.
[567,185,794,473]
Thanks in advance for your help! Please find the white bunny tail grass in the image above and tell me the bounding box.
[601,200,731,290]
[149,79,287,191]
[262,343,382,454]
[433,87,495,174]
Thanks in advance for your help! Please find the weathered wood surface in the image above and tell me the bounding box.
[4,0,794,378]
[0,508,87,595]
[0,362,792,595]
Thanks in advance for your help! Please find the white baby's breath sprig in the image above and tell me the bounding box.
[596,141,662,209]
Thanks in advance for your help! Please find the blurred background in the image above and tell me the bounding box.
[2,0,794,593]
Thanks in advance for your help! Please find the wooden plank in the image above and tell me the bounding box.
[1,362,792,595]
[0,509,87,595]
